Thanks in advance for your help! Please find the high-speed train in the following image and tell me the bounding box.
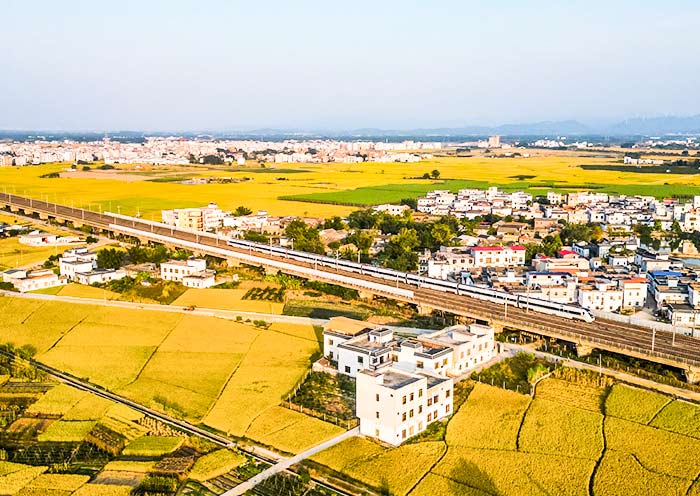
[226,238,595,323]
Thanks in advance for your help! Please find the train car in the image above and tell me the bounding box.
[225,238,594,323]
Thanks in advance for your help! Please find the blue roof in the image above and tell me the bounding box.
[649,270,682,277]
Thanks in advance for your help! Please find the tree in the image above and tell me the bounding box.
[379,227,420,271]
[244,231,268,243]
[285,219,325,254]
[541,234,563,256]
[400,198,417,210]
[323,216,347,230]
[431,169,441,179]
[344,230,375,254]
[97,248,125,269]
[430,223,455,247]
[347,209,379,230]
[233,206,253,217]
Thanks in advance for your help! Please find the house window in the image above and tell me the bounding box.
[419,389,423,398]
[433,394,439,403]
[402,395,406,405]
[417,361,424,369]
[376,411,380,419]
[328,339,334,346]
[410,393,414,401]
[419,405,423,414]
[428,398,433,406]
[402,429,406,439]
[446,390,451,398]
[402,412,407,422]
[344,366,351,373]
[427,413,432,421]
[376,393,379,402]
[409,409,414,418]
[357,356,364,364]
[446,404,451,413]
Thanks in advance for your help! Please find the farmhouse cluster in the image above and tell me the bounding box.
[411,188,700,335]
[320,316,495,445]
[0,138,442,166]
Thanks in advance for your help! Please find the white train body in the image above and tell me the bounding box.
[226,238,595,323]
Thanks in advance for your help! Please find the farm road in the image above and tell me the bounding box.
[222,427,360,495]
[505,343,700,402]
[0,289,435,335]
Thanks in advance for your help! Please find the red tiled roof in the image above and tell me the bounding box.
[472,245,525,252]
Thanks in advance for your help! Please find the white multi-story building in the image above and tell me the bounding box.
[356,367,453,446]
[59,247,97,280]
[373,204,411,216]
[160,258,216,288]
[471,246,526,268]
[161,203,225,231]
[577,279,624,312]
[620,278,648,309]
[417,324,495,376]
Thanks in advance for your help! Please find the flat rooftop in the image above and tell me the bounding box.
[363,369,423,390]
[324,316,376,337]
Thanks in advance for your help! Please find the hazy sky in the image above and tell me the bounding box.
[2,0,699,131]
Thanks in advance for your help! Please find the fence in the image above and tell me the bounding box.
[283,369,311,401]
[281,401,359,430]
[594,310,682,334]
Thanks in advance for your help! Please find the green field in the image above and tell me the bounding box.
[310,379,700,496]
[3,153,700,218]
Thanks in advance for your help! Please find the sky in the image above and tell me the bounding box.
[2,0,700,131]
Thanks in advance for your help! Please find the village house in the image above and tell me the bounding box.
[2,268,66,292]
[160,258,216,288]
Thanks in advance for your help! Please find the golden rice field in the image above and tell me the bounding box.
[171,287,285,314]
[2,152,698,218]
[188,448,247,481]
[0,236,65,271]
[310,380,700,496]
[121,436,183,457]
[0,296,328,452]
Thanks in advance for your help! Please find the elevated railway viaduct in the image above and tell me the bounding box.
[2,192,700,382]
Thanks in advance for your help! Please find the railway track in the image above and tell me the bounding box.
[3,192,700,374]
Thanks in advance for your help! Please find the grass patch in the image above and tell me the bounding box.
[650,399,700,438]
[26,384,88,416]
[189,449,247,481]
[604,384,669,424]
[445,383,530,451]
[37,420,96,442]
[122,436,183,457]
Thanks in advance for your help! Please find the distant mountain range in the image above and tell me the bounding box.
[227,115,700,138]
[3,115,700,140]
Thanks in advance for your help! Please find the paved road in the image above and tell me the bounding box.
[0,289,328,325]
[223,427,360,496]
[0,290,436,337]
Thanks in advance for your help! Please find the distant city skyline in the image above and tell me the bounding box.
[3,0,699,131]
